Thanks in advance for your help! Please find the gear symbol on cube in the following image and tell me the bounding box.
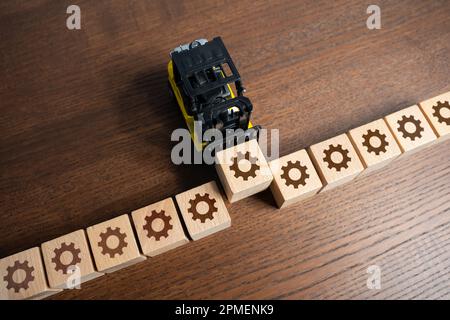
[52,242,82,274]
[323,144,351,172]
[229,151,260,181]
[362,129,389,155]
[187,193,218,223]
[143,210,173,241]
[280,160,309,188]
[98,227,128,258]
[397,115,424,141]
[432,101,450,125]
[3,260,35,293]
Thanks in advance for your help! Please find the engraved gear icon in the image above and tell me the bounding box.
[143,210,173,241]
[187,193,218,223]
[98,227,128,258]
[3,260,35,293]
[52,242,82,274]
[432,101,450,125]
[323,144,351,172]
[362,129,389,155]
[397,115,424,141]
[280,160,309,188]
[229,151,260,180]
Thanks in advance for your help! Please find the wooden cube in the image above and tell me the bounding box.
[348,119,402,175]
[384,105,437,154]
[175,181,231,240]
[0,247,61,300]
[419,91,450,140]
[215,139,273,203]
[86,214,146,273]
[41,230,103,289]
[132,198,189,257]
[308,133,365,191]
[269,149,323,208]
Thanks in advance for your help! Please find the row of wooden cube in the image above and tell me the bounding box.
[2,91,448,299]
[215,91,450,208]
[0,181,231,300]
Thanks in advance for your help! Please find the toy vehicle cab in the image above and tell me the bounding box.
[168,37,259,150]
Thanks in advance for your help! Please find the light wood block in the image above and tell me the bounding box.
[269,149,323,208]
[419,91,450,140]
[308,133,365,192]
[384,105,437,155]
[175,181,231,240]
[0,247,61,300]
[348,119,403,175]
[86,214,146,273]
[41,230,103,289]
[215,139,273,203]
[132,198,189,257]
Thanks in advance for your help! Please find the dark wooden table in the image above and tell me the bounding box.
[1,0,449,299]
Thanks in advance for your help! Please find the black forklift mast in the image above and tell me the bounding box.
[172,37,253,131]
[171,37,260,147]
[171,37,243,99]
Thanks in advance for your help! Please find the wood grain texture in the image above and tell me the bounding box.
[0,0,449,299]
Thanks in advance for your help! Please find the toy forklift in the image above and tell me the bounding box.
[168,37,260,151]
